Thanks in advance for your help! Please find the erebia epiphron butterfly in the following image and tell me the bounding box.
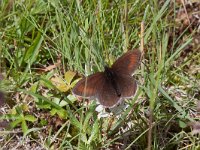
[72,49,141,108]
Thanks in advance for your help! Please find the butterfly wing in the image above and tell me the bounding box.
[116,74,137,98]
[111,49,141,75]
[97,80,121,108]
[72,72,104,98]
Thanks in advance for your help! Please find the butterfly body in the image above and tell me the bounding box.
[104,66,121,97]
[72,49,141,108]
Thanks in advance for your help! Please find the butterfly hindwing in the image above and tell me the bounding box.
[97,79,121,108]
[115,74,137,98]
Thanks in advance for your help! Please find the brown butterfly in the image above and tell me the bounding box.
[72,49,141,108]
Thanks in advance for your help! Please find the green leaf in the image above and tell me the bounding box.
[71,78,82,87]
[81,133,88,143]
[10,118,22,128]
[52,98,68,107]
[88,119,99,144]
[20,32,44,85]
[67,94,77,103]
[30,82,39,93]
[40,72,55,89]
[18,89,64,111]
[179,120,187,129]
[37,103,51,109]
[66,106,82,129]
[50,108,67,119]
[50,108,58,116]
[57,109,67,119]
[23,127,43,138]
[83,112,93,132]
[59,100,68,107]
[21,120,28,134]
[24,32,43,63]
[40,118,48,126]
[24,115,37,122]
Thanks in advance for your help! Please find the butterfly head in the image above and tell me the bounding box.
[104,66,110,71]
[104,66,114,79]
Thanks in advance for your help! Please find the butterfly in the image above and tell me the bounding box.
[72,49,141,108]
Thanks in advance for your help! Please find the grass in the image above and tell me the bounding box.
[0,0,199,149]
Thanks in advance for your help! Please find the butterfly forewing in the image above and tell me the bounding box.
[111,49,141,75]
[72,72,104,98]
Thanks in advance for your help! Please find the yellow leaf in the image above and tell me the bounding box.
[51,76,69,92]
[57,84,70,92]
[64,71,76,85]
